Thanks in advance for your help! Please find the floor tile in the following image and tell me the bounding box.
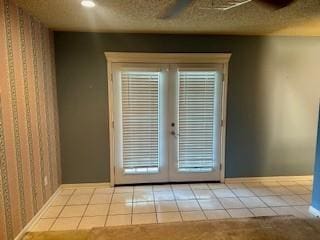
[133,192,154,202]
[296,180,312,186]
[208,183,228,190]
[243,182,264,188]
[249,187,274,197]
[285,186,310,195]
[260,196,289,207]
[50,217,81,231]
[250,207,277,217]
[154,191,175,201]
[132,213,157,224]
[181,211,206,221]
[304,185,313,191]
[231,188,255,197]
[33,182,315,233]
[31,219,55,232]
[78,216,106,229]
[155,201,179,212]
[84,204,109,216]
[227,209,254,218]
[280,195,307,206]
[293,205,313,217]
[94,187,114,195]
[268,186,294,195]
[193,189,215,199]
[59,189,75,196]
[112,193,133,203]
[133,202,155,213]
[213,189,236,198]
[174,190,195,200]
[59,205,87,217]
[204,210,231,219]
[190,183,210,190]
[67,194,91,205]
[134,185,153,192]
[198,199,224,210]
[177,200,201,211]
[219,197,245,209]
[90,194,112,204]
[106,214,131,226]
[109,203,132,215]
[114,186,134,193]
[41,206,63,218]
[226,183,246,189]
[171,184,191,190]
[51,195,70,206]
[279,181,298,186]
[74,188,94,195]
[153,185,172,192]
[272,206,305,217]
[261,181,281,187]
[299,194,311,203]
[239,197,267,208]
[157,212,182,223]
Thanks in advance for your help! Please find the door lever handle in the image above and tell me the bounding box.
[170,131,179,137]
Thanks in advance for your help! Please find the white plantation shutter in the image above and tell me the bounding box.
[177,71,218,172]
[121,71,160,173]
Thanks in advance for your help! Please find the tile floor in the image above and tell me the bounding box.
[30,180,314,232]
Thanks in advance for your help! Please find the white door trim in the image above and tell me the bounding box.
[309,206,320,217]
[105,52,232,186]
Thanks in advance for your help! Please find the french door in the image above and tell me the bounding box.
[112,63,223,184]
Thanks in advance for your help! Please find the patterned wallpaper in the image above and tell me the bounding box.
[0,0,61,239]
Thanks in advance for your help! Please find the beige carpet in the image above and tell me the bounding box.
[23,216,320,240]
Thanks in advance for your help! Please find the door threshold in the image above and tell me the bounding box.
[115,180,221,187]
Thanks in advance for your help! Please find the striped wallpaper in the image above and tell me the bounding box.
[0,0,61,239]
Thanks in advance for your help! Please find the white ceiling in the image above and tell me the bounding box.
[15,0,320,35]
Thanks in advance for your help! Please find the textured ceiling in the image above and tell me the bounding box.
[15,0,320,35]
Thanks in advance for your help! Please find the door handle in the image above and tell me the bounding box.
[170,131,179,137]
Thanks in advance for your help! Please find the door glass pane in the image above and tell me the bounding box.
[177,71,218,172]
[121,71,160,174]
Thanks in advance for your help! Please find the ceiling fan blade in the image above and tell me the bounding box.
[159,0,194,19]
[255,0,295,9]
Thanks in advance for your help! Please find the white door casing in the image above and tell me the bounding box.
[106,53,231,186]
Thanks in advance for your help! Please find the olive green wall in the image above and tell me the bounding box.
[54,32,320,183]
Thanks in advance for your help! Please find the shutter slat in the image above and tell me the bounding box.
[121,71,160,170]
[178,71,217,172]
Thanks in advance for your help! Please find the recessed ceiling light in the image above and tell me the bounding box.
[81,0,95,8]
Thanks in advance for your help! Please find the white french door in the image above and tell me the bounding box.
[112,63,223,184]
[168,65,223,181]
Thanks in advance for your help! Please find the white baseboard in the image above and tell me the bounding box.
[225,175,313,183]
[15,185,63,240]
[60,182,111,189]
[309,206,320,217]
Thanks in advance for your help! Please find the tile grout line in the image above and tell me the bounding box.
[170,184,184,222]
[226,184,269,218]
[131,187,135,225]
[189,184,208,220]
[104,186,114,227]
[216,184,255,217]
[151,185,159,224]
[47,189,74,231]
[76,189,95,230]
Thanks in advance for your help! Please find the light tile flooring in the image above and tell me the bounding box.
[30,180,314,232]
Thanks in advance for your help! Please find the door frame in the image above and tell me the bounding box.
[105,52,232,186]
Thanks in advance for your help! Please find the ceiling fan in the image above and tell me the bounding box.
[159,0,295,19]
